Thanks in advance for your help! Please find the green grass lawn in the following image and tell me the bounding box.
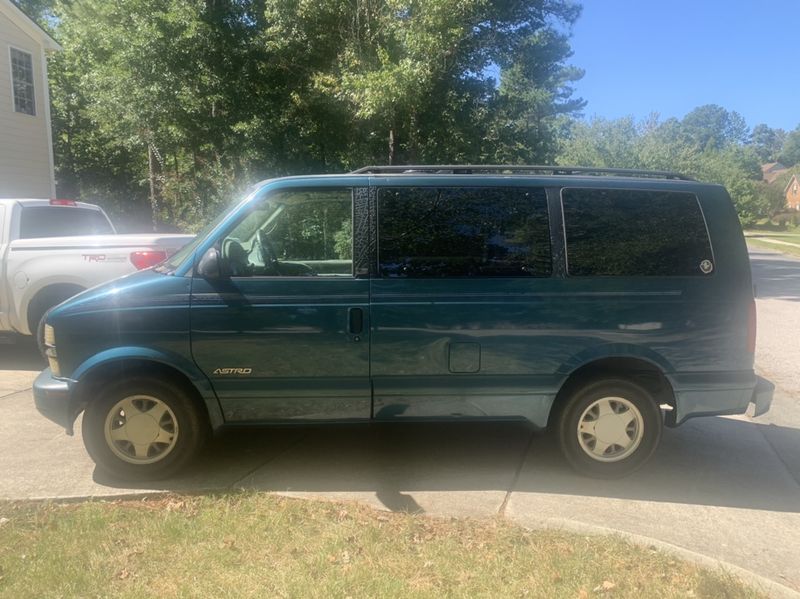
[0,493,763,598]
[745,230,800,258]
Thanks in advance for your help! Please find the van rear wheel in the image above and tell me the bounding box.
[82,376,208,480]
[556,379,662,478]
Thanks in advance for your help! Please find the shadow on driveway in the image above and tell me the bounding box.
[0,336,45,371]
[94,415,800,514]
[750,249,800,301]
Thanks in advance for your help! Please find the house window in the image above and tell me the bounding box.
[10,48,36,116]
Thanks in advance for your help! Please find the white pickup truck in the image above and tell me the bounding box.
[0,198,193,337]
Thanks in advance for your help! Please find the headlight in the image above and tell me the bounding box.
[44,324,55,347]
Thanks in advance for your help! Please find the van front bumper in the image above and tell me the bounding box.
[33,368,77,435]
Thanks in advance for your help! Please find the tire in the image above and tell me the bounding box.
[556,378,662,478]
[81,376,209,480]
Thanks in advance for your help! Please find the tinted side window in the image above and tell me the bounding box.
[20,207,114,239]
[562,189,713,277]
[378,187,551,278]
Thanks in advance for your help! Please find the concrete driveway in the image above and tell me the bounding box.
[1,248,798,594]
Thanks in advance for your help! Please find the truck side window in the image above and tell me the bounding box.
[377,187,551,278]
[222,189,353,277]
[562,188,713,277]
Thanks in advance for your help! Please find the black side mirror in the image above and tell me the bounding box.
[197,247,223,279]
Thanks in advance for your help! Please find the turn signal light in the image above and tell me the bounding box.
[130,250,167,270]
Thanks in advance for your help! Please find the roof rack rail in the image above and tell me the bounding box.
[350,165,695,181]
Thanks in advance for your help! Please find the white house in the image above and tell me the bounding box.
[0,0,60,198]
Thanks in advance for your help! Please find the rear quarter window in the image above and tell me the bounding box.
[562,188,713,277]
[19,206,114,239]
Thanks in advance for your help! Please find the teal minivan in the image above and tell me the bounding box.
[34,166,774,479]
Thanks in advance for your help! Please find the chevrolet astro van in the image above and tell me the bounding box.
[33,165,774,479]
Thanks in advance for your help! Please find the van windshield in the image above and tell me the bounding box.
[155,208,232,274]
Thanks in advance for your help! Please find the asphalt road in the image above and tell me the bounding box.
[0,247,798,595]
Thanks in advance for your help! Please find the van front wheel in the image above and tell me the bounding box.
[82,377,208,480]
[556,379,662,478]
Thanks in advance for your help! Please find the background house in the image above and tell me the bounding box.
[0,0,60,198]
[761,162,789,184]
[785,174,800,211]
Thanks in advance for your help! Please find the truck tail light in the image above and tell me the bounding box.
[746,299,757,354]
[49,199,77,206]
[130,250,167,270]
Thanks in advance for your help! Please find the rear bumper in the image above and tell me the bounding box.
[33,368,77,435]
[669,371,774,425]
[750,375,774,417]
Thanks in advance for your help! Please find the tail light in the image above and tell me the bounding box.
[746,299,757,354]
[130,250,167,270]
[49,199,77,206]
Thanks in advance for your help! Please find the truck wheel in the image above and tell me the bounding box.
[28,284,84,356]
[556,379,662,478]
[81,376,209,480]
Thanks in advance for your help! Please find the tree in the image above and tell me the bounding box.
[680,104,750,151]
[49,0,587,230]
[488,26,586,164]
[311,0,584,165]
[10,0,54,23]
[557,116,642,168]
[778,127,800,167]
[750,124,786,163]
[51,0,288,230]
[557,111,767,226]
[755,172,791,220]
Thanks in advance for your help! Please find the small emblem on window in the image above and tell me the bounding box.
[699,260,714,274]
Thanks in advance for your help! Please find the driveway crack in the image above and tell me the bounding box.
[499,430,535,516]
[755,423,800,489]
[227,432,309,490]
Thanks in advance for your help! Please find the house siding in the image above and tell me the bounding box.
[0,9,52,198]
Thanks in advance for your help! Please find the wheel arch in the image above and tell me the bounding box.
[552,355,677,427]
[69,350,223,432]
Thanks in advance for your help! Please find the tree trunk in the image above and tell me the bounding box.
[148,144,159,232]
[388,128,395,165]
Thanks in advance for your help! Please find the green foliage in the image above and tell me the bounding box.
[557,116,643,169]
[334,218,353,260]
[680,104,749,150]
[750,124,786,163]
[778,128,800,167]
[41,0,796,230]
[558,109,770,226]
[10,0,53,24]
[48,0,585,230]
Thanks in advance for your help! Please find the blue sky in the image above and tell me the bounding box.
[568,0,799,131]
